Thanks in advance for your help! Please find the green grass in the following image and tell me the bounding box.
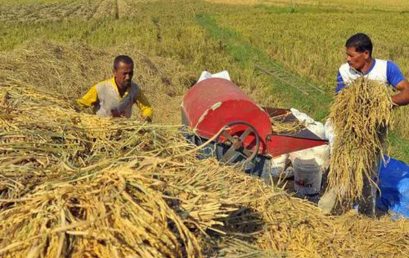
[389,132,409,162]
[213,3,409,90]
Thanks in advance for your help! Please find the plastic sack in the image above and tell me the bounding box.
[270,154,289,178]
[290,108,325,139]
[289,144,330,171]
[324,118,335,151]
[377,157,409,218]
[293,158,322,195]
[197,70,231,83]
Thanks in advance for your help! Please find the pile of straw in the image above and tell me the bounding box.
[271,116,304,134]
[0,83,220,257]
[326,78,393,206]
[2,41,409,257]
[0,168,200,257]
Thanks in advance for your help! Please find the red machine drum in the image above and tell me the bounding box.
[182,77,327,158]
[182,78,271,152]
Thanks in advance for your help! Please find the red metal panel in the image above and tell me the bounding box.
[182,78,264,126]
[182,78,272,151]
[266,135,327,157]
[182,78,328,156]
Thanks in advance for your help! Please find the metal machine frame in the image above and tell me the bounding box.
[181,78,328,176]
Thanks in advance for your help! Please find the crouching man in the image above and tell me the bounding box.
[77,55,153,122]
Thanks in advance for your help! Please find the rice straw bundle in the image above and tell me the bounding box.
[247,194,409,257]
[0,168,201,258]
[326,78,393,206]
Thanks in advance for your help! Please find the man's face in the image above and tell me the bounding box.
[346,47,370,72]
[114,62,133,89]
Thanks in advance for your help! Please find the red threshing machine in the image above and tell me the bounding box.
[181,78,327,176]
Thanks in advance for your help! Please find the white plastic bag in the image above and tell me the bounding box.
[197,70,231,83]
[270,154,289,177]
[290,108,325,139]
[293,157,322,195]
[289,144,330,171]
[324,118,336,153]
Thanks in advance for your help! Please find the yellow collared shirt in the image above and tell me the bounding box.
[77,77,153,119]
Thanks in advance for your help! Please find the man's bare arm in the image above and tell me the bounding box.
[392,80,409,106]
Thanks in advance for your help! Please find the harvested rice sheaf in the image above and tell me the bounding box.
[327,78,393,206]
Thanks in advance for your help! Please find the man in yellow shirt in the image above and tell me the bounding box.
[77,55,153,122]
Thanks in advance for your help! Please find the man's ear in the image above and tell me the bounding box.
[364,50,370,59]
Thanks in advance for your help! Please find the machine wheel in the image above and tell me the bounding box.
[215,121,260,165]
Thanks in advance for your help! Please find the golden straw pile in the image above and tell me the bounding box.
[2,42,409,257]
[271,116,304,134]
[0,168,201,257]
[326,78,393,206]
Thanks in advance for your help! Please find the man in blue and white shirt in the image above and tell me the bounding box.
[336,33,409,106]
[320,33,409,216]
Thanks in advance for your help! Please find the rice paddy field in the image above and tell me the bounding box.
[1,0,409,257]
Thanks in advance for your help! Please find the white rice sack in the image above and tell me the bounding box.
[290,108,325,139]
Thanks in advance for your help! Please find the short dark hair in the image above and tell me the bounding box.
[113,55,133,70]
[345,33,373,56]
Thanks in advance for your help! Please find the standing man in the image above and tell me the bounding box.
[320,33,409,215]
[77,55,153,122]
